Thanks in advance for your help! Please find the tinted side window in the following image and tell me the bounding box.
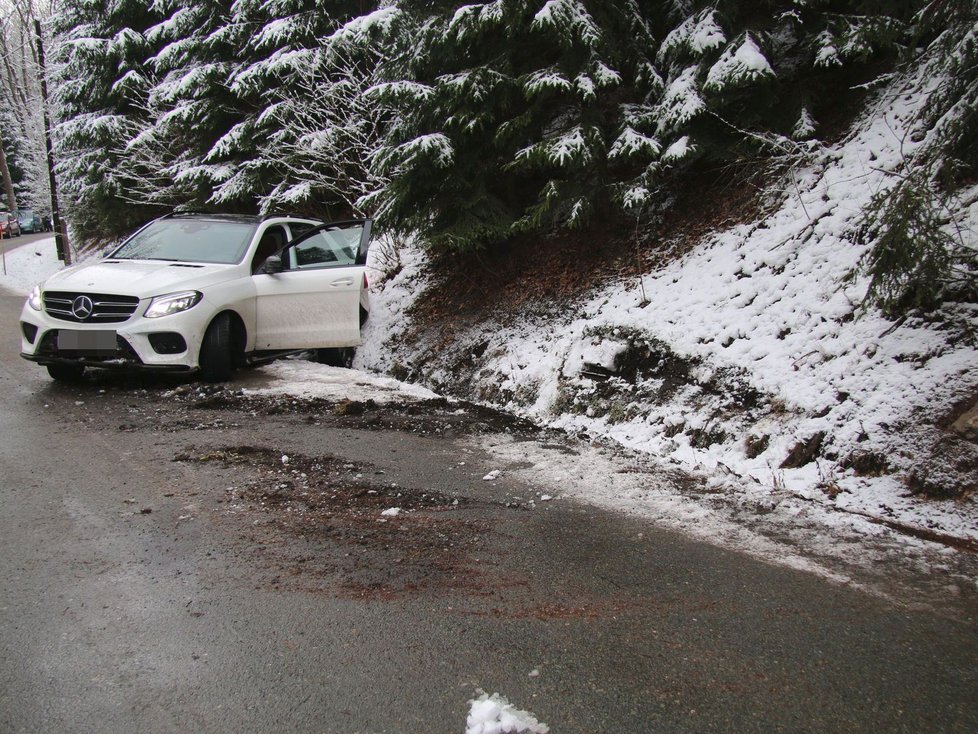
[251,225,288,273]
[291,228,359,269]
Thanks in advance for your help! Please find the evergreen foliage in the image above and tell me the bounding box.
[369,0,921,251]
[51,0,382,239]
[854,0,978,316]
[856,170,954,316]
[51,0,163,238]
[50,0,975,327]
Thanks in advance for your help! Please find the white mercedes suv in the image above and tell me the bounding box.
[19,212,372,382]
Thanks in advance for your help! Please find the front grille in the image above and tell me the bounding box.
[43,291,140,323]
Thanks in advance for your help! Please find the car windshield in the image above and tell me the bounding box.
[109,218,257,264]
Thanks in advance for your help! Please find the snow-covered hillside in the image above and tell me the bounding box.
[359,67,978,547]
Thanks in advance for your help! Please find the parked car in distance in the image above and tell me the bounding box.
[16,209,42,233]
[20,211,372,383]
[0,211,21,238]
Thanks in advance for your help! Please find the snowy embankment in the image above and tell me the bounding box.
[357,73,978,552]
[0,237,62,296]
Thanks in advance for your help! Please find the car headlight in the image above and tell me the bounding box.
[144,291,202,318]
[27,285,42,311]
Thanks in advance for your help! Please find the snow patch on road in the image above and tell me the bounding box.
[466,692,549,734]
[241,359,441,404]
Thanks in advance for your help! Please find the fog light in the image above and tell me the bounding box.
[148,332,187,354]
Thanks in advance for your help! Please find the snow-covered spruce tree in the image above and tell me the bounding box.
[50,0,163,240]
[128,0,384,216]
[853,0,978,319]
[125,0,248,210]
[368,0,663,252]
[369,0,925,252]
[214,0,386,219]
[649,1,922,177]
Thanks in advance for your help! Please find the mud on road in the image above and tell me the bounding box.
[175,443,488,598]
[59,374,615,614]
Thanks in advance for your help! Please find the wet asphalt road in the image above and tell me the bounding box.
[0,287,976,733]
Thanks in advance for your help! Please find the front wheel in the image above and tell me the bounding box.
[47,363,85,382]
[198,314,234,382]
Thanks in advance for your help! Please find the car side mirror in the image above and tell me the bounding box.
[262,254,284,274]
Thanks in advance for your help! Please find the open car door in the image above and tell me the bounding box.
[253,219,371,350]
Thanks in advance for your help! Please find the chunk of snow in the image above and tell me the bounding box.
[381,507,401,517]
[466,692,549,734]
[483,470,502,481]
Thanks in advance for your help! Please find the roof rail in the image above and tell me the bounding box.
[163,209,261,221]
[160,209,325,222]
[260,211,322,221]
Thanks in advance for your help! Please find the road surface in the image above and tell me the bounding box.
[0,285,976,733]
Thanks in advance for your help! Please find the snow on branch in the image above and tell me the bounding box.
[256,45,392,216]
[366,80,435,104]
[704,35,774,93]
[514,125,600,169]
[146,7,201,44]
[56,112,134,144]
[532,0,602,48]
[326,6,400,45]
[375,133,455,173]
[655,66,705,134]
[609,127,661,162]
[658,10,726,65]
[150,63,228,103]
[449,2,506,39]
[523,68,573,97]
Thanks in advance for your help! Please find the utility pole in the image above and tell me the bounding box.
[35,18,70,264]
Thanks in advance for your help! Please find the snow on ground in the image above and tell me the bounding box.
[358,67,978,583]
[0,236,62,296]
[240,359,439,404]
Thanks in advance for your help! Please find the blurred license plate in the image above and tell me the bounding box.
[57,329,117,353]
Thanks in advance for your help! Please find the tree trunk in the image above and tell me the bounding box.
[0,128,17,211]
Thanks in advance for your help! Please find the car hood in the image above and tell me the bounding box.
[43,259,239,298]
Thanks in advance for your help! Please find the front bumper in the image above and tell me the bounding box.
[19,301,211,372]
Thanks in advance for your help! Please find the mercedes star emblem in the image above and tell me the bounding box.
[71,295,94,320]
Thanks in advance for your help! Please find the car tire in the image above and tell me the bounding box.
[199,314,234,382]
[47,363,85,382]
[315,347,354,368]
